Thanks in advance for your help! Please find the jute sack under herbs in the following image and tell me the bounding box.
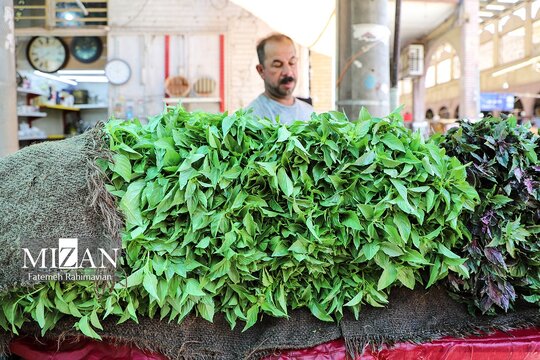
[0,128,121,294]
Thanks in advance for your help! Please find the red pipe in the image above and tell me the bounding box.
[219,34,225,112]
[164,34,170,97]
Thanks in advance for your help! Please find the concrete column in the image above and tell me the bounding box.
[459,0,480,120]
[336,0,390,119]
[411,75,430,137]
[0,0,18,156]
[493,18,500,68]
[390,0,401,111]
[296,45,311,99]
[412,76,425,123]
[525,1,532,58]
[519,97,534,120]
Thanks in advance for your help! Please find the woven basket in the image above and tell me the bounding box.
[165,76,190,97]
[193,77,216,97]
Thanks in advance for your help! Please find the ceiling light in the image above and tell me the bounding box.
[58,75,109,83]
[486,4,506,11]
[492,55,540,77]
[513,7,526,20]
[479,11,494,17]
[57,9,81,27]
[57,70,105,75]
[484,23,495,33]
[33,70,77,86]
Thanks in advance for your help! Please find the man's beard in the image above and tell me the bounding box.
[266,76,295,98]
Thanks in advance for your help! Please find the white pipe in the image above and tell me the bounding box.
[74,0,89,16]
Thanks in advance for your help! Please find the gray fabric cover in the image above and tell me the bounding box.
[0,130,121,293]
[3,287,539,359]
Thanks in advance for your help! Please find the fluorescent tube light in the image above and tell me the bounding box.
[33,71,77,86]
[491,56,540,77]
[486,4,505,11]
[57,70,105,75]
[58,75,109,83]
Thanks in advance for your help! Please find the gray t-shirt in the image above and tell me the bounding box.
[247,94,314,124]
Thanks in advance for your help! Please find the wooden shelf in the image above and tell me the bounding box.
[40,104,80,111]
[18,136,48,141]
[163,97,221,104]
[18,111,47,117]
[17,87,48,96]
[46,134,67,140]
[39,103,107,111]
[18,135,66,145]
[75,104,108,109]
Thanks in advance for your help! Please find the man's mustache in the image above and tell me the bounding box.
[280,76,295,84]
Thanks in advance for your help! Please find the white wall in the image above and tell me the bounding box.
[107,0,310,117]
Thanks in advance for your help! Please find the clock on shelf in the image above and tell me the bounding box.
[26,36,69,73]
[71,37,103,64]
[105,59,131,85]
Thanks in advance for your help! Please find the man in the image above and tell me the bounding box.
[247,34,314,124]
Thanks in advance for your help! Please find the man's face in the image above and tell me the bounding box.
[257,39,298,100]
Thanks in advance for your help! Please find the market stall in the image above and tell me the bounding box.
[0,106,539,359]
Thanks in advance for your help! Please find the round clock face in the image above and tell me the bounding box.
[71,37,103,64]
[105,59,131,85]
[26,36,69,73]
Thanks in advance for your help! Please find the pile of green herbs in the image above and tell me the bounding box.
[442,116,540,314]
[101,106,476,328]
[0,106,478,338]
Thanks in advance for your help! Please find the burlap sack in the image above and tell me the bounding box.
[0,128,121,293]
[4,287,539,359]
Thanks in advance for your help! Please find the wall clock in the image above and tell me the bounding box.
[71,37,103,64]
[26,36,69,73]
[105,59,131,85]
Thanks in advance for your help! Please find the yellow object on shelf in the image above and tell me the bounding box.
[47,134,66,140]
[40,104,80,112]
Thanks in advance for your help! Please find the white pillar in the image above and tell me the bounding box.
[0,0,18,156]
[412,77,425,123]
[412,76,429,137]
[459,0,480,120]
[337,0,390,119]
[296,45,311,100]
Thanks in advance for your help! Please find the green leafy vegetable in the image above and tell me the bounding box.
[100,106,477,328]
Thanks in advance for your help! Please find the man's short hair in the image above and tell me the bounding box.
[256,33,294,65]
